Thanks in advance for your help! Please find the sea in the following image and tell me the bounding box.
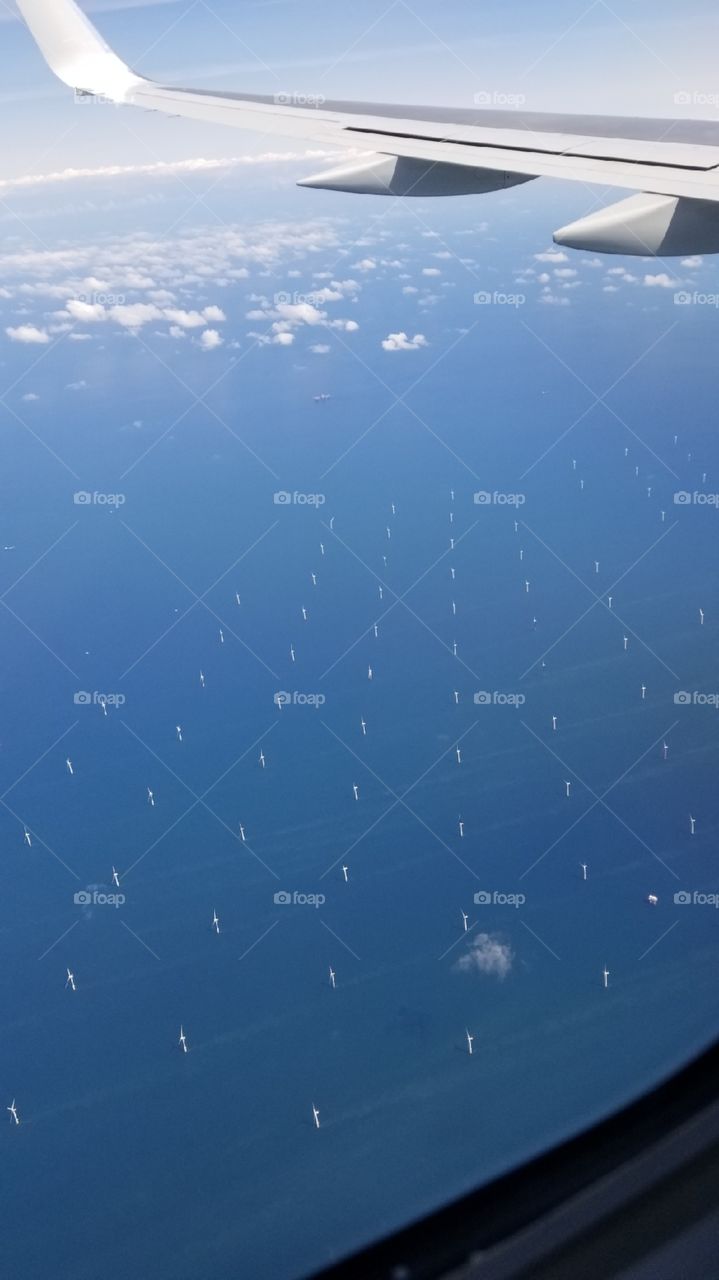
[0,183,717,1280]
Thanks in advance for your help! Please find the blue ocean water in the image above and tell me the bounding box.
[0,195,718,1280]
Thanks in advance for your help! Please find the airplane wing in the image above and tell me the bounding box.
[15,0,719,255]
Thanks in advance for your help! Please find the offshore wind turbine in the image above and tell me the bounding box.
[465,1028,474,1056]
[7,1100,19,1126]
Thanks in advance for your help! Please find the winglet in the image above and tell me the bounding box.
[16,0,144,100]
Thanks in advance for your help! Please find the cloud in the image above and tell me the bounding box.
[21,392,39,401]
[455,932,513,980]
[0,151,350,195]
[165,306,226,329]
[681,256,703,268]
[310,343,330,354]
[198,329,223,351]
[381,331,428,351]
[644,273,678,288]
[535,250,568,263]
[422,267,441,277]
[5,324,50,344]
[65,380,88,391]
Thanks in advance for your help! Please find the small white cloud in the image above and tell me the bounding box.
[681,255,703,268]
[273,331,295,346]
[198,328,223,351]
[535,250,568,263]
[65,380,87,391]
[422,267,441,277]
[644,273,677,288]
[21,392,39,401]
[310,343,330,354]
[381,331,428,352]
[455,932,513,980]
[6,324,50,344]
